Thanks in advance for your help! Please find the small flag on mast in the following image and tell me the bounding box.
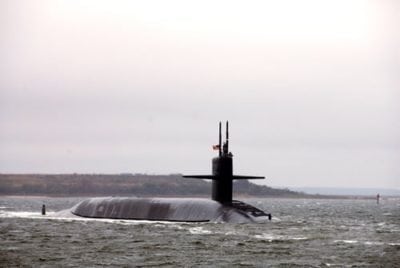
[212,145,220,150]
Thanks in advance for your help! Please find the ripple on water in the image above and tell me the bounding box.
[1,197,400,267]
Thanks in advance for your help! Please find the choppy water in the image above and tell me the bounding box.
[1,197,399,267]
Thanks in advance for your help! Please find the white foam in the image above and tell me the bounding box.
[334,240,358,244]
[254,234,275,241]
[188,226,212,235]
[254,233,308,242]
[364,241,385,246]
[0,209,189,226]
[291,236,309,240]
[334,240,397,246]
[0,211,52,219]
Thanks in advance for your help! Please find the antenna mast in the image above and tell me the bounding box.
[226,121,229,153]
[218,121,222,156]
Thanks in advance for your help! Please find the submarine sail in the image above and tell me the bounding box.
[68,121,271,223]
[183,121,264,204]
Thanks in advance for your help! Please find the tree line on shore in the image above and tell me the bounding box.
[0,173,306,197]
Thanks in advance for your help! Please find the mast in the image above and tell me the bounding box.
[219,121,222,157]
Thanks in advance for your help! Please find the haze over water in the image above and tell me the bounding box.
[1,1,399,190]
[1,197,399,267]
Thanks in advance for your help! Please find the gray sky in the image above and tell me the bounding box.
[1,0,399,188]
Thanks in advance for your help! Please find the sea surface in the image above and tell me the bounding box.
[0,197,399,267]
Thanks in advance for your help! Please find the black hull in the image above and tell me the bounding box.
[71,197,271,223]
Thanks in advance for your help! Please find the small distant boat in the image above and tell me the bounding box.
[58,122,271,223]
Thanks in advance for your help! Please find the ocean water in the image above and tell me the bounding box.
[0,197,399,267]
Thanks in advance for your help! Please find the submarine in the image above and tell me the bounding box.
[66,122,271,223]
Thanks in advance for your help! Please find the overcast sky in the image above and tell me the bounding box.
[1,0,399,189]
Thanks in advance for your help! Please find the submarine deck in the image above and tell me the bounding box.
[71,197,270,223]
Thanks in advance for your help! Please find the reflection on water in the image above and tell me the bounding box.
[1,197,399,267]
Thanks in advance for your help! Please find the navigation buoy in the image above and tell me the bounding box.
[42,204,46,215]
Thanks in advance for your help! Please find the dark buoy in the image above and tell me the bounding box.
[42,204,46,215]
[376,193,380,204]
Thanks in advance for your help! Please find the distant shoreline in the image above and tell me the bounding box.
[0,173,302,198]
[0,174,393,200]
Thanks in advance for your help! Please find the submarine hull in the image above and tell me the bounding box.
[71,197,270,223]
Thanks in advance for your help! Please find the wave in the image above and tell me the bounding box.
[0,209,192,227]
[334,240,400,246]
[254,233,308,242]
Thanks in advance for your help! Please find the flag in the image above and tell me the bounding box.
[212,145,220,150]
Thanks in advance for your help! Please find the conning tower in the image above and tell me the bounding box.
[184,121,264,204]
